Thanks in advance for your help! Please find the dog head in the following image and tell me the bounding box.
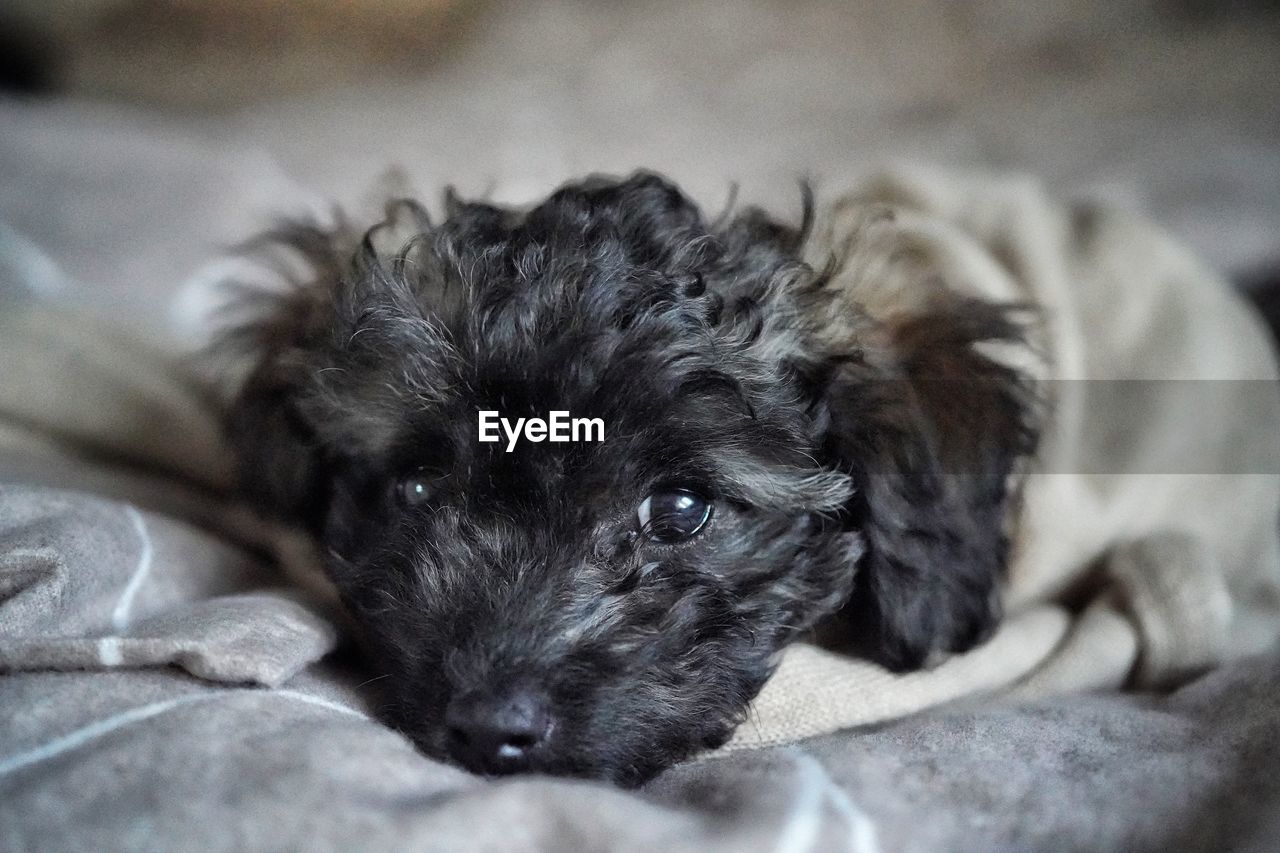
[220,172,1038,785]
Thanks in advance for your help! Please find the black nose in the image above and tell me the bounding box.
[445,688,553,774]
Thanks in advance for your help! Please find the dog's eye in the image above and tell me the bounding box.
[637,489,712,543]
[396,469,434,507]
[684,273,706,298]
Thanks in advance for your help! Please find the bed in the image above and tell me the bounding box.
[4,13,1280,843]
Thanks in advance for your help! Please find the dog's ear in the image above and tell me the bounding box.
[214,222,357,530]
[226,368,331,528]
[820,294,1040,670]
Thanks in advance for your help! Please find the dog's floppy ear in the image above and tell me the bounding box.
[820,294,1040,670]
[226,367,331,528]
[214,222,358,530]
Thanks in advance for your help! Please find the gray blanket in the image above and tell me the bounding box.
[2,485,1278,852]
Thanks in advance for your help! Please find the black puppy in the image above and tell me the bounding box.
[221,172,1038,786]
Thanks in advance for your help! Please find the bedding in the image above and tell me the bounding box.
[3,118,1280,851]
[2,484,1279,852]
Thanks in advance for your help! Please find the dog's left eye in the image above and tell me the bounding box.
[396,469,434,507]
[637,489,713,543]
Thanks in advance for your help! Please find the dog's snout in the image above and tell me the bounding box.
[445,688,553,773]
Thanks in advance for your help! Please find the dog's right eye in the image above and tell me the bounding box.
[637,488,713,543]
[396,469,434,508]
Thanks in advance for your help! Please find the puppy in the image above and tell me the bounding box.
[220,172,1039,786]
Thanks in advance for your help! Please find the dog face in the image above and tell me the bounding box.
[222,173,1037,785]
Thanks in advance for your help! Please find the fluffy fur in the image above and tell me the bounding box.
[218,172,1040,786]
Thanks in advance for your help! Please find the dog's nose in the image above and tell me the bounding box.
[445,688,553,773]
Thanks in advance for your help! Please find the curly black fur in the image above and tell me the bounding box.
[217,171,1040,786]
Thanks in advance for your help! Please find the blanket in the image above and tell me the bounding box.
[2,167,1279,850]
[2,486,1279,851]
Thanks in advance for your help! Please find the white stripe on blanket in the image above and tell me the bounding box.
[774,748,879,853]
[111,505,153,633]
[0,690,366,777]
[96,636,123,666]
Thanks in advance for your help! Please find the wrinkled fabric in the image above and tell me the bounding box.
[2,167,1279,851]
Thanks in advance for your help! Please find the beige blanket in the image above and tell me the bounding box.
[736,167,1280,748]
[2,167,1278,752]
